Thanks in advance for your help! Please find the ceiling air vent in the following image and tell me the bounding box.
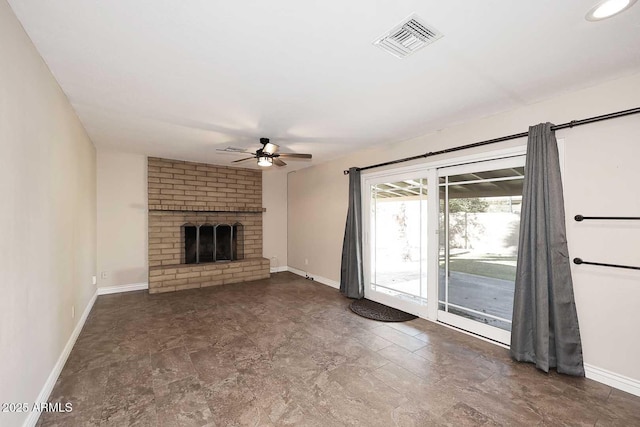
[373,14,443,59]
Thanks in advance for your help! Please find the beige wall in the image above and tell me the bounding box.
[97,149,147,288]
[288,72,640,382]
[263,169,289,270]
[288,163,348,277]
[0,1,96,426]
[563,115,640,379]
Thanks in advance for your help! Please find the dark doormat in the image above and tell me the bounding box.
[349,299,417,322]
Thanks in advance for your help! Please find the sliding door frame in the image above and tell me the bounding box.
[437,154,526,345]
[362,164,430,318]
[361,145,528,331]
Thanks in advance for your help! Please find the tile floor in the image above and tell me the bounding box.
[38,272,640,426]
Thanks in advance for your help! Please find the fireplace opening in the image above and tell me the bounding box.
[199,224,214,263]
[183,224,197,264]
[183,223,243,264]
[215,225,232,261]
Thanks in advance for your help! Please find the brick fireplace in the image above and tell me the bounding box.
[147,157,270,293]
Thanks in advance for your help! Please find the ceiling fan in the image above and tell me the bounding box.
[218,138,312,167]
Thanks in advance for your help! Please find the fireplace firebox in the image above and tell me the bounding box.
[182,223,244,264]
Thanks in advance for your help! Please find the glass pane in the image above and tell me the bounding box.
[199,225,214,263]
[439,170,523,332]
[184,225,197,264]
[215,225,232,261]
[371,178,427,304]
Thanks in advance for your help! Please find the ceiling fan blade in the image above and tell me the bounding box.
[232,157,255,163]
[278,153,312,159]
[273,158,287,167]
[216,147,253,154]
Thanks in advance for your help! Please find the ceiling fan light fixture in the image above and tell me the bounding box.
[586,0,636,21]
[263,142,278,154]
[257,156,273,167]
[259,138,278,154]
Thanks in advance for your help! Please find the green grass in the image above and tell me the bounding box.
[448,256,516,281]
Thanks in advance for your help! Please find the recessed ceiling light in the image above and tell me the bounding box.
[586,0,637,21]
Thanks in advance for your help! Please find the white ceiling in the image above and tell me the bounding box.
[9,0,640,169]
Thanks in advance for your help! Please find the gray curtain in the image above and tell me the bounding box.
[511,123,584,376]
[340,167,364,299]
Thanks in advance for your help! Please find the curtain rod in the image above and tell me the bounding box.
[343,107,640,175]
[573,258,640,271]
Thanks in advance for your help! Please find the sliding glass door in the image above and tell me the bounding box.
[437,156,525,344]
[363,171,428,317]
[362,149,526,345]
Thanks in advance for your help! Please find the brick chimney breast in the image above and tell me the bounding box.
[147,157,269,293]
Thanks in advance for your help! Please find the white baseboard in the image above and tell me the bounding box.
[270,266,288,273]
[585,364,640,397]
[97,282,148,295]
[24,290,97,427]
[286,266,340,289]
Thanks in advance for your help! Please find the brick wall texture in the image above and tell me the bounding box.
[148,157,262,212]
[147,157,269,293]
[149,259,270,293]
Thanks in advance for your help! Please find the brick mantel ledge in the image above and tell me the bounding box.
[149,205,266,213]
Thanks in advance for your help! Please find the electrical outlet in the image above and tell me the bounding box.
[101,271,108,280]
[304,258,309,265]
[71,306,75,319]
[92,275,97,285]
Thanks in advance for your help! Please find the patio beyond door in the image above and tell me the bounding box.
[437,156,525,344]
[364,172,428,317]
